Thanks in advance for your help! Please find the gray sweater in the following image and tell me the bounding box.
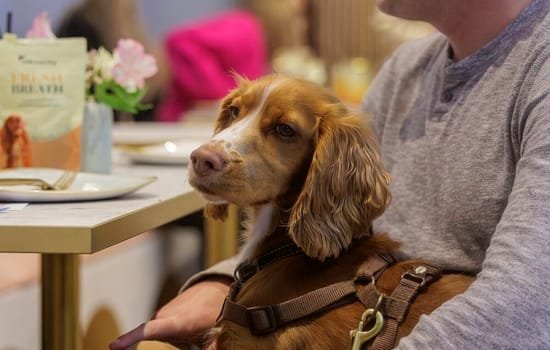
[186,0,550,348]
[364,0,550,348]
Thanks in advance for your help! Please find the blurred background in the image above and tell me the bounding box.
[0,0,433,114]
[0,0,234,39]
[0,1,432,349]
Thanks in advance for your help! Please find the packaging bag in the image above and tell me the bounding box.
[0,34,86,170]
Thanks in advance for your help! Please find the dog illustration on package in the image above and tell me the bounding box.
[0,114,32,168]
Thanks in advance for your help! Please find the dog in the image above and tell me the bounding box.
[0,114,32,168]
[188,74,473,349]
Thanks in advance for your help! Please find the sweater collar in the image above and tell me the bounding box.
[443,0,548,85]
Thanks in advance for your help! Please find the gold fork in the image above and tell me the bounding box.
[0,170,77,190]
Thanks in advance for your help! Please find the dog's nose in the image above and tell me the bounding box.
[190,146,225,176]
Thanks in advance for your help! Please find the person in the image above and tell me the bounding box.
[110,0,550,349]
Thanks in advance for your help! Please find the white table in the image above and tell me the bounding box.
[0,163,205,350]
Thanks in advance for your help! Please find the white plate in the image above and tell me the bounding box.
[0,168,156,202]
[113,122,213,146]
[121,140,203,165]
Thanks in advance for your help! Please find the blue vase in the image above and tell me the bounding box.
[80,102,113,173]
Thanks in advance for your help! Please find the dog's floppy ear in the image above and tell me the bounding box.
[289,109,391,261]
[204,203,229,221]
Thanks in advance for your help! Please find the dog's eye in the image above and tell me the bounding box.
[275,124,296,138]
[228,106,240,120]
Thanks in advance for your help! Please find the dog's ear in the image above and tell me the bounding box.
[289,110,391,261]
[204,203,229,221]
[230,71,250,86]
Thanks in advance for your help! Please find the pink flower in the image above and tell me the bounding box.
[111,39,158,91]
[26,12,56,39]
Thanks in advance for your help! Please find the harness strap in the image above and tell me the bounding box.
[355,254,395,283]
[370,263,442,350]
[220,280,358,335]
[234,242,304,283]
[355,254,396,310]
[220,253,393,335]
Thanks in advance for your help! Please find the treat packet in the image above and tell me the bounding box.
[0,34,86,169]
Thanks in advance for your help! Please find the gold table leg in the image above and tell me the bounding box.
[204,204,240,267]
[41,254,82,350]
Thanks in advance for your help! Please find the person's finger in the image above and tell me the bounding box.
[110,317,187,350]
[142,316,185,340]
[109,323,145,350]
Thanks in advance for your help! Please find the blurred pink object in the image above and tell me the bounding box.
[112,39,159,92]
[26,12,56,39]
[157,10,268,122]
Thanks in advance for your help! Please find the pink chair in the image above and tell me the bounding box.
[157,10,269,122]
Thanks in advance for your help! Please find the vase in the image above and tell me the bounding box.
[80,101,113,174]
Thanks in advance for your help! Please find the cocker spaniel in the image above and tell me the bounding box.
[188,74,473,350]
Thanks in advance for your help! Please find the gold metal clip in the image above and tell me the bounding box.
[350,308,384,350]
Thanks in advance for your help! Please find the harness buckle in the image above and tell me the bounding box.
[246,305,279,335]
[234,262,259,283]
[401,265,438,291]
[401,270,427,289]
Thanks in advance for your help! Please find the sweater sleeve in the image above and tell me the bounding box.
[396,59,550,349]
[179,255,239,293]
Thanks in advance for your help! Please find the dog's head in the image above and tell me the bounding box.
[2,115,26,139]
[189,74,390,260]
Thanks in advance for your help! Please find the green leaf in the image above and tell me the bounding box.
[94,80,152,114]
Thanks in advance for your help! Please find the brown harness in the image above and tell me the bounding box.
[219,242,441,349]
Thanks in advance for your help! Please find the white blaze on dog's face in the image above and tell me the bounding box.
[189,75,324,207]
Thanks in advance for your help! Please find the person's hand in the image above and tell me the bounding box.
[109,276,232,350]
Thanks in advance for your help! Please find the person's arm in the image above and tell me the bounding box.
[179,254,239,292]
[395,63,550,349]
[110,256,238,349]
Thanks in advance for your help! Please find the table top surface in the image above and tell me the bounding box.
[0,120,214,254]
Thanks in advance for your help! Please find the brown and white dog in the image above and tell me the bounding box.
[189,74,473,349]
